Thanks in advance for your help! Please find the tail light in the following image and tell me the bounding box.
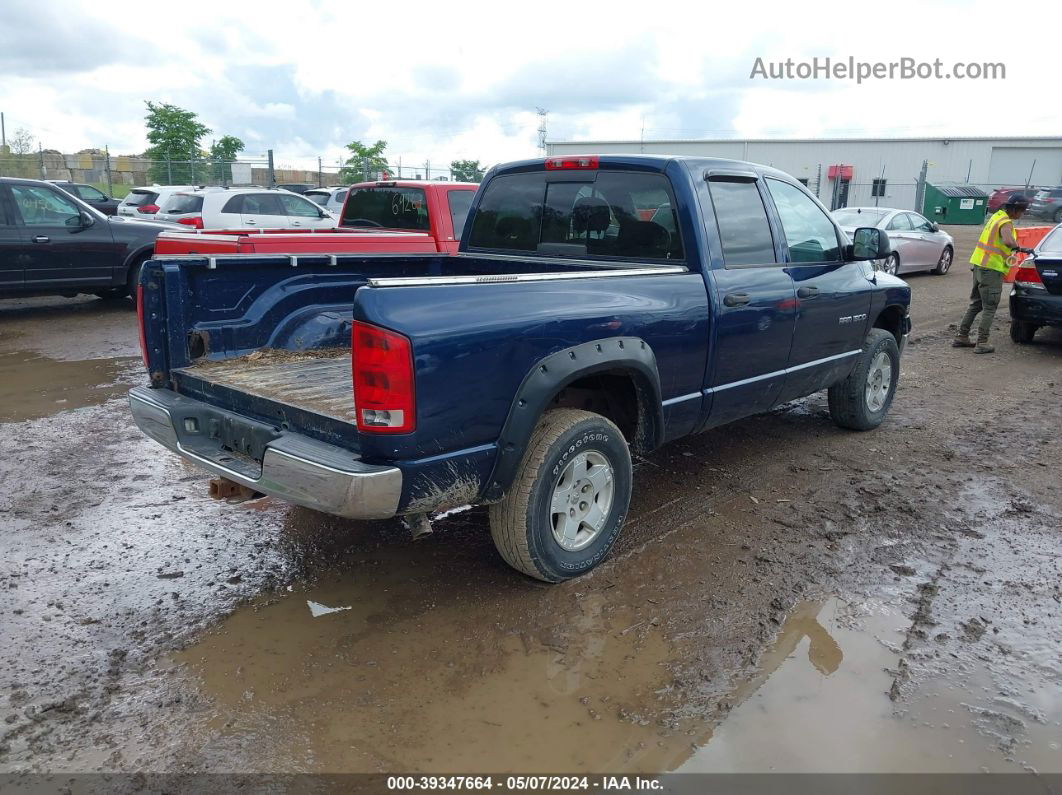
[545,155,599,170]
[352,321,415,433]
[1014,265,1045,289]
[137,204,160,214]
[136,284,149,367]
[177,216,204,229]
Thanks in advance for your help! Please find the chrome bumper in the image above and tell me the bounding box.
[128,387,402,519]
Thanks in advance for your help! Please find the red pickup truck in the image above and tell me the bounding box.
[154,180,478,256]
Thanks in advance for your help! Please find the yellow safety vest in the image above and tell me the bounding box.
[970,209,1014,273]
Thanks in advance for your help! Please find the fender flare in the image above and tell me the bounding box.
[122,245,154,284]
[480,337,663,502]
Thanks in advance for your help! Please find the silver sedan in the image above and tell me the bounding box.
[833,207,956,275]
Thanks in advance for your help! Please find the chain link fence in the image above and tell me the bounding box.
[0,150,474,197]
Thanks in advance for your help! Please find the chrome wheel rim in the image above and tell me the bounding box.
[938,249,952,272]
[865,351,892,413]
[550,450,615,552]
[883,255,898,275]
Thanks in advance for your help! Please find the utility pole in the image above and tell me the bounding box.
[38,143,45,180]
[1025,159,1037,189]
[425,159,430,180]
[874,162,886,207]
[267,149,275,187]
[536,107,549,154]
[1,112,5,149]
[965,158,973,183]
[317,156,322,187]
[105,145,113,196]
[914,159,929,213]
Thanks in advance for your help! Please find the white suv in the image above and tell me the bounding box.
[117,185,197,218]
[155,187,338,230]
[304,186,349,215]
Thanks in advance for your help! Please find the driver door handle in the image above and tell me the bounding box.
[33,235,50,243]
[245,220,257,225]
[723,292,751,307]
[797,286,819,298]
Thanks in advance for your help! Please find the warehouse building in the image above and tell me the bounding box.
[545,136,1062,212]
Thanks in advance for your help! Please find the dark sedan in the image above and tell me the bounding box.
[49,180,122,216]
[1,177,180,304]
[1010,222,1062,344]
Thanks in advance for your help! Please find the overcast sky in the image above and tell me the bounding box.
[1,0,1058,172]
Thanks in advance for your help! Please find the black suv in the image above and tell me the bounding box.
[1,177,178,303]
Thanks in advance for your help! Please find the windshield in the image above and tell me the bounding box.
[340,187,429,230]
[1039,227,1062,253]
[832,208,887,226]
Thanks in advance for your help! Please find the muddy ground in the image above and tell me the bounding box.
[1,226,1061,777]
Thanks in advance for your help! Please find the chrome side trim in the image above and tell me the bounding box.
[661,392,701,407]
[366,266,687,288]
[128,387,402,520]
[705,349,862,395]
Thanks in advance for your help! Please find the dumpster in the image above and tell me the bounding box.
[922,183,989,225]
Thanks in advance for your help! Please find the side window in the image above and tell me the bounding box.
[221,195,244,214]
[334,190,348,205]
[707,179,776,266]
[766,179,842,263]
[908,213,934,232]
[885,213,912,231]
[77,185,107,202]
[10,185,81,227]
[447,190,474,237]
[278,194,321,217]
[241,194,285,216]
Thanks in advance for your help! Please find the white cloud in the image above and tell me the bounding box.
[1,0,1058,171]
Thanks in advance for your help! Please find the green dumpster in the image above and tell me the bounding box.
[922,183,989,225]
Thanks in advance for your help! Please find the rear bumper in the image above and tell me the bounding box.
[1010,289,1062,327]
[128,386,402,519]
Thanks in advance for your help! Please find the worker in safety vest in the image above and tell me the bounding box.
[952,195,1034,353]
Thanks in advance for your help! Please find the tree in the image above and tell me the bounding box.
[10,127,35,156]
[450,159,484,182]
[339,140,389,184]
[142,101,211,183]
[209,135,245,184]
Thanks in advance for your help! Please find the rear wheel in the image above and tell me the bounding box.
[1010,320,1038,344]
[1054,208,1062,224]
[931,246,953,275]
[488,409,632,582]
[881,253,900,276]
[828,329,899,431]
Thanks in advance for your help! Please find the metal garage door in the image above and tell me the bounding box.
[988,147,1062,185]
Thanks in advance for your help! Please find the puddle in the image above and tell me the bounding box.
[0,352,137,422]
[682,598,1062,773]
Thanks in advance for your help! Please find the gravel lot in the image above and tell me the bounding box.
[2,225,1060,776]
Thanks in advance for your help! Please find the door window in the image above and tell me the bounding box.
[76,185,108,202]
[885,213,912,231]
[907,213,935,232]
[766,179,842,263]
[10,185,81,226]
[241,194,285,215]
[707,180,776,267]
[278,194,321,217]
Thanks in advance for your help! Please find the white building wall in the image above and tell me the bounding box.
[546,137,1062,211]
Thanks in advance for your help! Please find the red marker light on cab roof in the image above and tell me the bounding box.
[544,155,599,170]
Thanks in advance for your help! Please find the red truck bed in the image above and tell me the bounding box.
[154,227,440,256]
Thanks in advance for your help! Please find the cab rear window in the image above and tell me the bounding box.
[341,187,429,230]
[467,171,683,260]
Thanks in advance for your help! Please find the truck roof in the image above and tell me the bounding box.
[498,154,799,183]
[346,180,479,189]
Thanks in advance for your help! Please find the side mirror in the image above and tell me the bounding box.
[67,212,94,229]
[928,222,940,232]
[851,227,891,261]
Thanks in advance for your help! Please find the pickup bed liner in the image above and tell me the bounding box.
[174,349,354,422]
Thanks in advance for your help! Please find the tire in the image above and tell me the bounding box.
[1054,208,1062,224]
[488,408,633,582]
[881,253,900,276]
[931,246,953,275]
[1010,320,1038,344]
[126,257,148,307]
[828,329,900,431]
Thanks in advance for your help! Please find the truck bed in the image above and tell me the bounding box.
[174,349,354,422]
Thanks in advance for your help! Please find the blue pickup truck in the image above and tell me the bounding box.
[130,154,909,582]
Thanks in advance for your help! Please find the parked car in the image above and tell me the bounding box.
[833,206,954,275]
[154,181,478,256]
[987,186,1038,214]
[48,181,121,216]
[305,186,349,215]
[1028,187,1062,223]
[117,185,196,218]
[0,177,179,302]
[154,187,337,230]
[1009,222,1062,344]
[130,154,907,582]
